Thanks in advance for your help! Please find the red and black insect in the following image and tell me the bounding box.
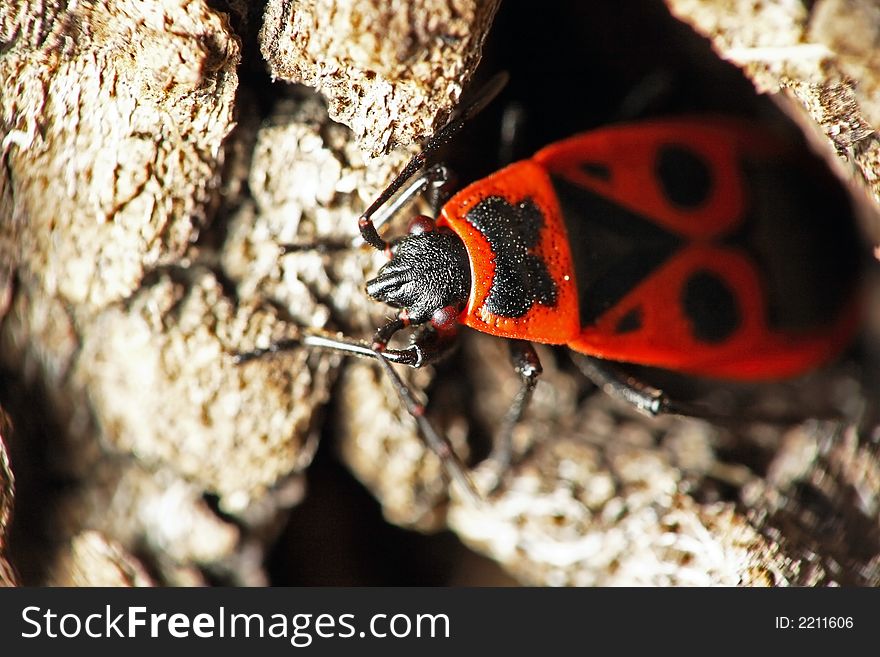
[364,118,861,379]
[238,76,864,501]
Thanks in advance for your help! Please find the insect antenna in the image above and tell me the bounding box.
[303,333,482,505]
[235,333,483,505]
[358,71,509,251]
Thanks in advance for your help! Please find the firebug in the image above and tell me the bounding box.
[237,74,864,501]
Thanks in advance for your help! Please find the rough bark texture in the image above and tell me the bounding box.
[1,0,879,587]
[260,0,501,156]
[0,0,339,584]
[1,0,238,311]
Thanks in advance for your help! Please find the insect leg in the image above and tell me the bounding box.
[359,163,455,245]
[234,332,481,503]
[498,101,527,167]
[488,340,542,472]
[302,333,481,503]
[614,69,675,121]
[359,162,457,250]
[577,354,855,424]
[277,241,351,254]
[378,324,460,368]
[358,72,508,250]
[372,317,409,350]
[277,163,454,254]
[232,338,302,365]
[573,355,668,416]
[573,354,719,418]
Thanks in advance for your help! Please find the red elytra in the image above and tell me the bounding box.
[432,118,862,381]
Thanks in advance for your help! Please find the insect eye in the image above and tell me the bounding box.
[430,305,459,330]
[407,214,436,235]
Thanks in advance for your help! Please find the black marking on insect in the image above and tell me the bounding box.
[654,143,714,209]
[681,269,741,343]
[550,176,684,327]
[614,307,643,334]
[465,195,558,318]
[725,157,863,334]
[580,162,612,182]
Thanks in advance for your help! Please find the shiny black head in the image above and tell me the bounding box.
[366,228,471,324]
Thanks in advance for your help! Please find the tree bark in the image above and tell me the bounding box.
[1,0,878,586]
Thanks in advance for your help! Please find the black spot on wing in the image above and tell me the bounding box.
[465,196,558,318]
[614,307,643,334]
[655,144,713,209]
[682,270,740,343]
[580,162,612,181]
